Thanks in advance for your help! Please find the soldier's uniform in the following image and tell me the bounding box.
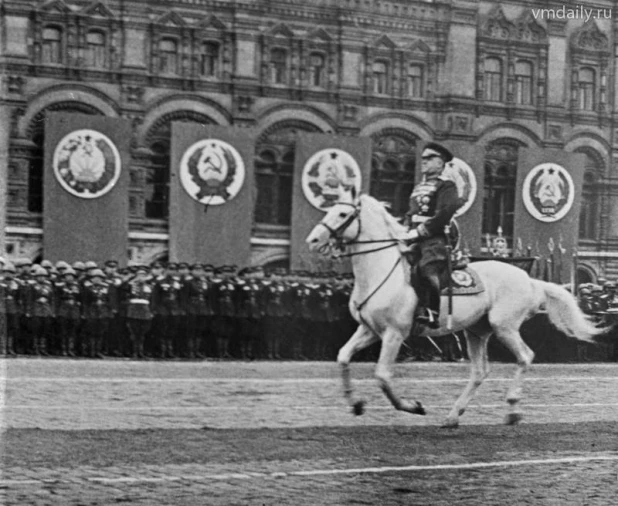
[24,266,55,355]
[314,279,338,360]
[288,274,315,360]
[124,266,154,358]
[235,267,266,360]
[403,142,463,328]
[262,273,289,359]
[82,269,114,358]
[183,264,215,358]
[0,263,22,356]
[152,263,185,358]
[211,266,237,359]
[104,260,125,356]
[54,267,82,356]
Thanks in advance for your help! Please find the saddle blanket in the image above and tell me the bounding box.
[440,267,484,296]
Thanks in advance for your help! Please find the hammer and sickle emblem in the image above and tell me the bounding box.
[197,147,224,179]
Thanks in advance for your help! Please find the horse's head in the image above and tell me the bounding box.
[306,186,360,254]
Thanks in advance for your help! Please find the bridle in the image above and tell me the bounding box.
[316,200,399,258]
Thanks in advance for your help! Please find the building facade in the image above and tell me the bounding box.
[0,0,617,281]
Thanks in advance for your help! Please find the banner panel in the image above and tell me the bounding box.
[514,148,585,282]
[43,113,130,265]
[169,123,255,266]
[290,133,372,272]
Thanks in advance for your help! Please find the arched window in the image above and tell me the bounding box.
[159,38,179,74]
[370,131,417,217]
[576,149,603,240]
[254,123,319,225]
[407,64,423,98]
[579,67,596,110]
[270,48,288,84]
[200,41,219,77]
[42,27,62,64]
[86,30,106,68]
[372,60,388,94]
[483,140,521,241]
[484,57,503,101]
[308,53,325,87]
[515,60,533,105]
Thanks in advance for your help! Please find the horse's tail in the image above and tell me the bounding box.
[533,280,608,343]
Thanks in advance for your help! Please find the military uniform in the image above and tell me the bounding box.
[24,267,55,355]
[403,142,463,327]
[262,275,290,359]
[183,265,215,358]
[82,270,114,358]
[0,265,22,356]
[152,268,185,358]
[235,269,266,360]
[124,268,154,358]
[211,267,237,358]
[54,269,82,356]
[314,280,338,360]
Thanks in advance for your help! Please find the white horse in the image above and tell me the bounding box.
[305,188,605,427]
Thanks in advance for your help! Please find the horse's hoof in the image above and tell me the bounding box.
[504,412,523,426]
[352,400,366,416]
[412,401,426,416]
[440,418,459,429]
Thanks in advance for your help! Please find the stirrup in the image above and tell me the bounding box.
[416,308,440,329]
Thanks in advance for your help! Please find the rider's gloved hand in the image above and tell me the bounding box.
[398,228,419,253]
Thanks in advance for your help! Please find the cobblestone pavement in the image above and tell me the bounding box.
[1,359,618,505]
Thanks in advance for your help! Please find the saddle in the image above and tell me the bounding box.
[409,251,485,297]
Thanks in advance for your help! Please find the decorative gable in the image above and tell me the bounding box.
[81,1,114,18]
[571,21,609,52]
[374,34,396,49]
[481,6,514,40]
[513,10,547,43]
[270,23,294,39]
[308,27,332,42]
[156,11,186,27]
[409,39,431,53]
[40,0,72,14]
[198,14,226,30]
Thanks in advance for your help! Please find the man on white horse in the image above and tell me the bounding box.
[402,142,463,329]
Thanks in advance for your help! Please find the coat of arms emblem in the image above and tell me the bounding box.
[302,149,362,211]
[522,163,574,222]
[53,129,121,199]
[179,139,245,205]
[441,157,477,217]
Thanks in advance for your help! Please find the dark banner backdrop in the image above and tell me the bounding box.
[290,133,372,272]
[43,113,130,265]
[169,123,255,266]
[513,148,585,279]
[442,141,485,255]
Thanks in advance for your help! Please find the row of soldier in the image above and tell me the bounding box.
[578,282,618,316]
[0,259,358,360]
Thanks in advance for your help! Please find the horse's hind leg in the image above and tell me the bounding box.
[443,323,491,429]
[375,328,426,415]
[492,326,535,425]
[338,325,379,415]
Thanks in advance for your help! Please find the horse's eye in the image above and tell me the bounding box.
[339,212,347,218]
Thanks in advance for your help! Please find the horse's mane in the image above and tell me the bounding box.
[358,194,407,239]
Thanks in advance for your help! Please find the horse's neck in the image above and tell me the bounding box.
[350,210,401,297]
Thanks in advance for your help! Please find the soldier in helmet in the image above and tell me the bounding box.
[211,265,237,359]
[54,267,82,357]
[183,263,214,359]
[73,261,87,283]
[82,268,114,358]
[235,267,266,360]
[0,263,22,356]
[24,265,55,355]
[262,269,289,360]
[152,262,185,358]
[400,142,464,328]
[124,265,154,359]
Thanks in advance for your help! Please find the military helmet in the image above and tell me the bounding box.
[89,268,105,278]
[62,267,77,277]
[2,263,16,273]
[56,260,71,271]
[73,261,86,271]
[85,261,98,270]
[579,287,592,295]
[41,260,53,269]
[33,265,48,277]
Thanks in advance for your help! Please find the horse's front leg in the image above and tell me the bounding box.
[338,325,379,415]
[375,328,426,415]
